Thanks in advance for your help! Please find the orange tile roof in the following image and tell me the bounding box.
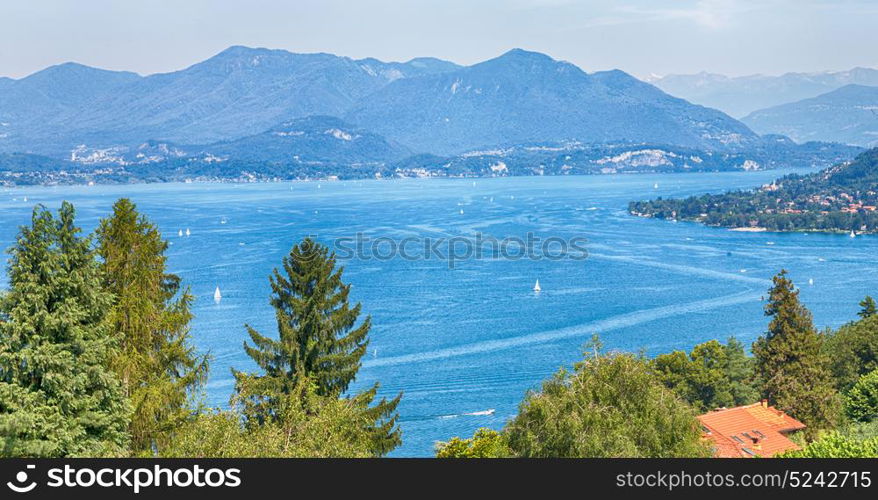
[697,401,805,458]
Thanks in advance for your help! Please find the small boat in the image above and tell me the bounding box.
[465,409,495,416]
[185,228,191,237]
[459,209,464,215]
[766,241,775,245]
[178,229,183,237]
[220,217,227,225]
[533,279,542,292]
[213,286,222,302]
[808,278,814,286]
[653,183,659,189]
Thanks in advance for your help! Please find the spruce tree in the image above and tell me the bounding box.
[233,238,401,455]
[0,202,129,456]
[753,270,840,434]
[97,198,208,453]
[859,296,877,319]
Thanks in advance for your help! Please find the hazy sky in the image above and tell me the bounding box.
[1,0,877,79]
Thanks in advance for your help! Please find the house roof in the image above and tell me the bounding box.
[697,401,806,458]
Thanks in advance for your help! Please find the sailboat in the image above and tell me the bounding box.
[808,278,814,286]
[213,286,222,303]
[533,279,542,292]
[178,229,183,237]
[653,183,659,189]
[185,228,191,237]
[459,208,464,215]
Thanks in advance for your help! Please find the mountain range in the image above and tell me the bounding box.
[742,84,878,148]
[0,46,866,184]
[344,49,759,155]
[649,67,878,118]
[0,46,459,155]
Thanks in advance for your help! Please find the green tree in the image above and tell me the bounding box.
[233,238,401,456]
[97,198,208,454]
[0,203,129,457]
[724,337,760,405]
[753,271,840,434]
[825,315,878,391]
[436,429,511,458]
[504,350,711,458]
[859,296,877,319]
[845,369,878,422]
[652,338,758,412]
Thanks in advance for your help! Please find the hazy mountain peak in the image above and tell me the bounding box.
[480,48,566,69]
[22,61,140,82]
[743,84,878,147]
[652,66,878,117]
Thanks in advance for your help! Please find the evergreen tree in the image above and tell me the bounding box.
[97,198,208,454]
[233,238,401,455]
[753,270,840,434]
[0,203,129,456]
[860,296,877,319]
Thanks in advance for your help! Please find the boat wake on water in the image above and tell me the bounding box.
[436,409,496,420]
[362,290,762,368]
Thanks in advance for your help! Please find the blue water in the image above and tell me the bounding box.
[2,171,877,457]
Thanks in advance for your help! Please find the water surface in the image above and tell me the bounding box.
[2,170,876,456]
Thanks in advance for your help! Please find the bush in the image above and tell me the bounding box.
[777,431,878,458]
[436,428,511,458]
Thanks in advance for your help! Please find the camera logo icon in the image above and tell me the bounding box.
[6,464,37,493]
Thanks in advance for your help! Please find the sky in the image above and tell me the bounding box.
[1,0,877,79]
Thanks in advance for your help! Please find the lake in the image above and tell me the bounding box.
[2,169,877,456]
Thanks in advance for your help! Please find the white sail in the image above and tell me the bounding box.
[178,229,183,237]
[185,228,191,237]
[213,286,222,302]
[808,278,814,286]
[533,279,541,292]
